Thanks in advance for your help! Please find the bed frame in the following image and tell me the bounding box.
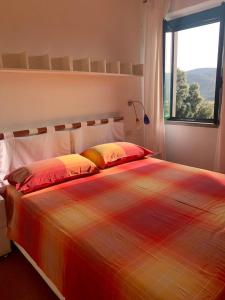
[15,242,65,300]
[13,241,66,300]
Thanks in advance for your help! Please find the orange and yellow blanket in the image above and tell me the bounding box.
[6,158,225,300]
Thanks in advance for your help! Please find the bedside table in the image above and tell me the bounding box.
[149,152,161,159]
[0,196,11,256]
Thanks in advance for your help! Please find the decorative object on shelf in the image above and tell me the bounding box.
[0,52,144,76]
[132,64,144,76]
[0,52,143,77]
[73,58,90,72]
[91,59,106,73]
[51,56,71,71]
[128,100,150,128]
[2,52,27,69]
[28,54,51,70]
[106,61,120,74]
[120,62,133,75]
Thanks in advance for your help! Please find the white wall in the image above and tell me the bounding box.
[165,124,218,170]
[0,72,143,142]
[0,0,143,62]
[166,0,220,171]
[0,0,144,145]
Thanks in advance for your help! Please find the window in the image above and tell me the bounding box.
[163,5,225,124]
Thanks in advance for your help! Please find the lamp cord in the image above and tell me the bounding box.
[131,100,147,114]
[132,102,140,121]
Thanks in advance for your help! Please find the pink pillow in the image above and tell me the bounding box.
[5,154,99,194]
[81,142,153,169]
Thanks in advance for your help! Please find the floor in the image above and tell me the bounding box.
[0,246,58,300]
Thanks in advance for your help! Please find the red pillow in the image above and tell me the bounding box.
[5,154,99,194]
[81,142,153,169]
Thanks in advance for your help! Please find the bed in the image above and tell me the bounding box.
[4,156,225,300]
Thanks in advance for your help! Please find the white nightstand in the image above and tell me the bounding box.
[149,152,162,159]
[0,196,11,256]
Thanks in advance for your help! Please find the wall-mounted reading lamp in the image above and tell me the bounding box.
[128,100,150,128]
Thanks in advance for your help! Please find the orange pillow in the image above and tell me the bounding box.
[81,142,153,169]
[5,154,99,194]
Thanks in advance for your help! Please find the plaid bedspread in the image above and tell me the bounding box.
[6,158,225,300]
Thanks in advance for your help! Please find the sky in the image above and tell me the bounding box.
[166,22,220,72]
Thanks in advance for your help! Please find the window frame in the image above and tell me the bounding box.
[163,4,225,125]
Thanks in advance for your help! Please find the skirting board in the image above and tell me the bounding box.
[14,242,65,300]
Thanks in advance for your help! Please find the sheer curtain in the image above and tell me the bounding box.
[215,66,225,173]
[143,0,171,158]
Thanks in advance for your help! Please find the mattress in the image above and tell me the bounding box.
[5,157,225,300]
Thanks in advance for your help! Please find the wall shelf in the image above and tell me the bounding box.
[0,68,142,78]
[0,52,144,77]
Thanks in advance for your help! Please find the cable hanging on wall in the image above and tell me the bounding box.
[128,100,150,129]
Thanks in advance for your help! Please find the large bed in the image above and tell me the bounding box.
[4,156,225,300]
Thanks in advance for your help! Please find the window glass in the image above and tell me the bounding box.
[174,23,220,120]
[164,32,173,119]
[164,6,224,124]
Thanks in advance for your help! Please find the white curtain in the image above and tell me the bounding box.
[214,67,225,173]
[143,0,171,158]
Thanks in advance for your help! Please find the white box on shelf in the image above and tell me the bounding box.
[91,59,106,73]
[2,52,28,69]
[51,56,71,71]
[28,54,50,70]
[73,58,91,72]
[132,64,144,76]
[106,61,120,74]
[120,62,133,75]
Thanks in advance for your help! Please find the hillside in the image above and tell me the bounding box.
[186,68,216,101]
[165,68,216,101]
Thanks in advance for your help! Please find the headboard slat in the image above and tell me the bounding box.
[0,117,124,140]
[87,120,95,126]
[54,125,66,131]
[38,127,48,134]
[14,130,30,138]
[72,123,81,129]
[114,116,123,122]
